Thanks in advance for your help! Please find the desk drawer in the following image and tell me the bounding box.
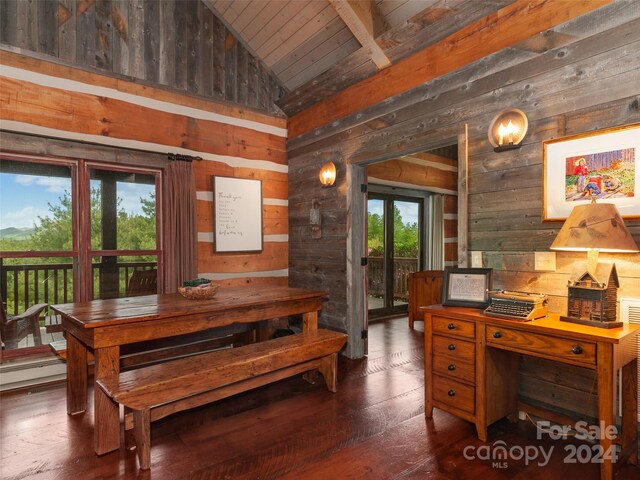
[433,374,475,414]
[485,325,596,365]
[433,335,475,364]
[432,316,475,339]
[433,354,475,383]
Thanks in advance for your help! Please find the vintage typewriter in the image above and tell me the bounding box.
[483,290,548,321]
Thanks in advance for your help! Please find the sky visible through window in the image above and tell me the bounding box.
[0,173,152,230]
[368,199,419,225]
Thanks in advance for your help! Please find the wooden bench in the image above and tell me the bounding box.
[97,328,347,470]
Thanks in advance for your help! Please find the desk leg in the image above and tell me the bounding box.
[66,333,87,414]
[597,343,615,480]
[622,357,638,465]
[424,314,434,419]
[94,346,120,456]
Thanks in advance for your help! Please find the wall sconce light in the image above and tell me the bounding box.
[319,161,337,187]
[488,108,528,152]
[550,199,639,328]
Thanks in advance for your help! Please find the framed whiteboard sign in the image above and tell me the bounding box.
[213,176,263,253]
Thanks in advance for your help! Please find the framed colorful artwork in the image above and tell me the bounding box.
[542,123,640,221]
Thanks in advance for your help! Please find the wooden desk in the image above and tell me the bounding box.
[422,305,639,480]
[52,285,326,456]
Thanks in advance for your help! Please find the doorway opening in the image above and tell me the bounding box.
[365,143,459,322]
[367,192,423,319]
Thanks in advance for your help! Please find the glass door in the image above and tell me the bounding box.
[84,164,161,300]
[367,193,422,318]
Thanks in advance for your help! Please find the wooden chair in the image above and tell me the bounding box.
[0,294,48,349]
[408,270,443,329]
[126,269,158,297]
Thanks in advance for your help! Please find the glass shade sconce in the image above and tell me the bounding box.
[488,108,528,152]
[319,161,337,187]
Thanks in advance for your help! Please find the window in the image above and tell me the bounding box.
[0,156,162,358]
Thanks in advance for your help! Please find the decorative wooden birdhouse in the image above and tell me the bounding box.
[562,263,621,328]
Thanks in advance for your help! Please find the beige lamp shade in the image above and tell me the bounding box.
[550,202,639,253]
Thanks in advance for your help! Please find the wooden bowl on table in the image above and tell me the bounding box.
[178,283,219,300]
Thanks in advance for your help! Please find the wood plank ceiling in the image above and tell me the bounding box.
[205,0,513,116]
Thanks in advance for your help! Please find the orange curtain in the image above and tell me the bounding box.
[163,159,198,292]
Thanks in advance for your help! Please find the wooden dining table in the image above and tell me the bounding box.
[51,285,327,456]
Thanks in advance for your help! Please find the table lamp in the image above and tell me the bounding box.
[550,199,639,328]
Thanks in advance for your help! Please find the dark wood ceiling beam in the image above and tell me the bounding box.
[404,152,457,169]
[366,159,457,193]
[328,0,390,70]
[286,0,612,140]
[285,1,636,156]
[276,0,511,117]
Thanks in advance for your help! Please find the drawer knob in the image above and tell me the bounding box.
[572,345,583,355]
[493,331,502,339]
[448,323,455,330]
[448,343,456,351]
[448,389,456,397]
[448,364,456,371]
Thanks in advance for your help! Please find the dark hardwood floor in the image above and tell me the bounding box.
[1,317,639,479]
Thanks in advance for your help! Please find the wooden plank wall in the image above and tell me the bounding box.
[0,0,284,116]
[0,52,288,288]
[287,4,640,414]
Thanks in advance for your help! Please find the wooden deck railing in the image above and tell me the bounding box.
[367,257,419,301]
[0,260,157,315]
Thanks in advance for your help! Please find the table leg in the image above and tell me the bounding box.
[302,311,318,333]
[597,343,615,480]
[302,310,319,383]
[94,346,121,455]
[66,333,87,414]
[256,319,278,342]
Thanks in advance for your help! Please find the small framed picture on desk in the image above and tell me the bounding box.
[442,267,493,308]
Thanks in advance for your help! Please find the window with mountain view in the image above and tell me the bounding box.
[0,157,162,358]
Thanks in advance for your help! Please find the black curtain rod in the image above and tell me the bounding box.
[168,153,203,162]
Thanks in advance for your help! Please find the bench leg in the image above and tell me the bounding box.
[124,409,136,451]
[318,353,338,392]
[133,408,151,470]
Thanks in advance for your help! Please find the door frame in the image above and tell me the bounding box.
[346,126,468,358]
[80,161,163,301]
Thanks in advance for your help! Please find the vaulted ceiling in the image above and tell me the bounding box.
[205,0,514,116]
[0,0,619,124]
